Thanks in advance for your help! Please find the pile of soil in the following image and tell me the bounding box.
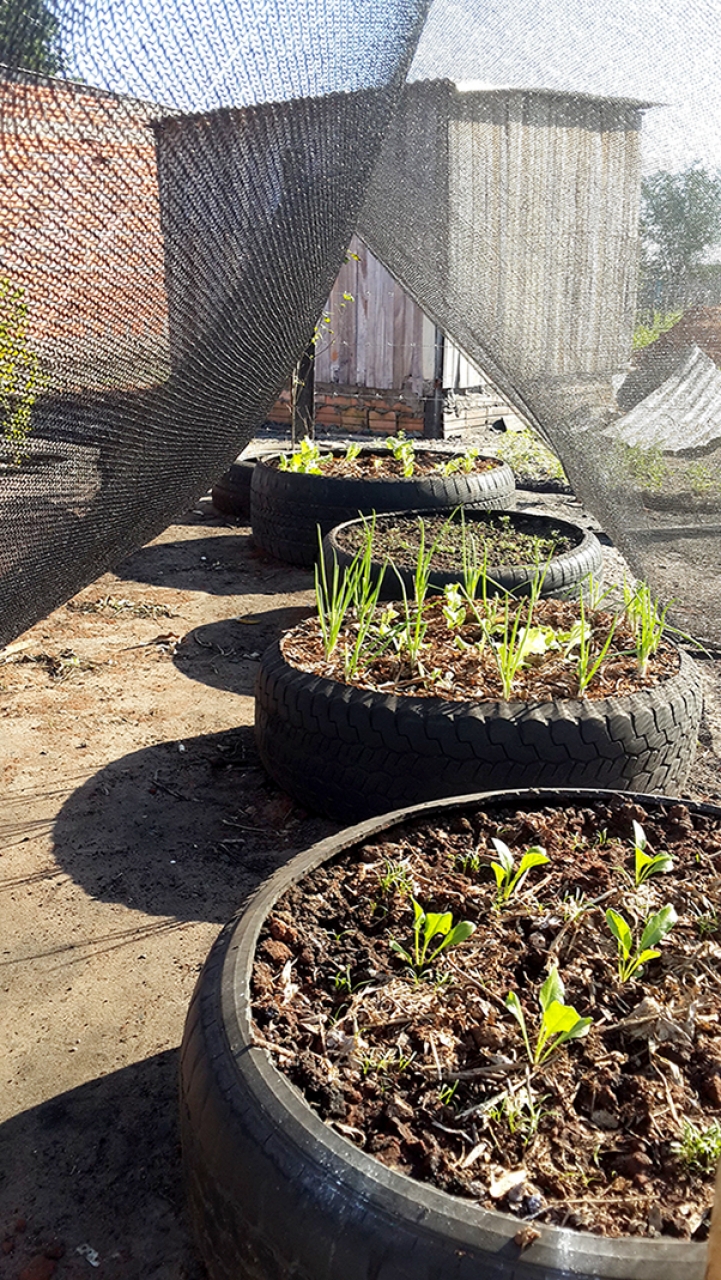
[335,511,576,571]
[272,451,501,479]
[252,794,721,1241]
[282,596,679,701]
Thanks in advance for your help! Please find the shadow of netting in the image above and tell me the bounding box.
[0,0,431,648]
[357,80,721,646]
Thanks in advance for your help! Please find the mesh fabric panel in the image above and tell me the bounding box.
[2,0,721,645]
[0,0,429,646]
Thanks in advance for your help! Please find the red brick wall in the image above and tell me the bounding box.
[0,75,169,391]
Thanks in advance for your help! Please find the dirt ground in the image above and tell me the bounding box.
[1,480,721,1280]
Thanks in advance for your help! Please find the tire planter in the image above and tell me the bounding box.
[322,507,604,601]
[180,787,711,1280]
[254,641,702,823]
[211,448,277,519]
[250,447,517,567]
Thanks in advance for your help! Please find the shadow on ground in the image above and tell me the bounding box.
[173,606,312,694]
[0,1050,204,1280]
[117,531,314,598]
[51,727,337,923]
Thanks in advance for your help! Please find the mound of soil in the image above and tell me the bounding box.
[252,794,721,1241]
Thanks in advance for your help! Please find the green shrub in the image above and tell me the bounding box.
[0,278,43,462]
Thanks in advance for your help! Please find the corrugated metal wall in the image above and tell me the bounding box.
[358,80,646,433]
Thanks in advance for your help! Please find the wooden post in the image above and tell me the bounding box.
[291,335,316,444]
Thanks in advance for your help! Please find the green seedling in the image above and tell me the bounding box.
[574,589,619,695]
[378,858,413,897]
[505,966,592,1065]
[605,903,677,982]
[490,838,549,904]
[438,1081,459,1106]
[672,1119,721,1174]
[278,437,331,474]
[437,446,480,477]
[345,441,362,463]
[632,820,673,886]
[385,430,416,477]
[485,1083,550,1146]
[621,579,672,678]
[442,582,466,631]
[455,849,481,874]
[390,897,475,973]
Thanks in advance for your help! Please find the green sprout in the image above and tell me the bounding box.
[490,838,549,904]
[345,441,362,463]
[605,903,677,982]
[505,966,592,1065]
[389,897,475,974]
[672,1120,721,1174]
[437,446,480,477]
[632,820,674,886]
[278,437,331,474]
[385,430,416,477]
[378,858,413,897]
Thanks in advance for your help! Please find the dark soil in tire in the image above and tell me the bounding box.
[254,641,702,823]
[250,447,516,567]
[323,507,603,600]
[180,788,711,1280]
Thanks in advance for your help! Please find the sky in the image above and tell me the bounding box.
[63,0,721,176]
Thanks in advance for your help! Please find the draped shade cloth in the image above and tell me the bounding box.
[1,0,720,644]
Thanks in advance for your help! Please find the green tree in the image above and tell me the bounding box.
[640,164,721,282]
[0,0,64,75]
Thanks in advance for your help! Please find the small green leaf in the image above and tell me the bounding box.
[516,850,550,879]
[606,908,633,956]
[491,838,514,872]
[539,966,565,1012]
[423,911,452,946]
[389,939,413,966]
[640,903,678,951]
[444,920,476,949]
[540,1000,582,1037]
[635,948,661,968]
[491,862,507,890]
[505,991,526,1028]
[632,820,647,852]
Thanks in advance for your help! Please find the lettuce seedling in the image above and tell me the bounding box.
[605,903,677,982]
[390,897,475,973]
[632,820,674,886]
[505,966,592,1065]
[490,838,549,904]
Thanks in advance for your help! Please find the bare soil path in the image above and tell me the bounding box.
[1,481,720,1279]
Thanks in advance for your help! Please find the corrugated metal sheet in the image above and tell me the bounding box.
[605,345,721,452]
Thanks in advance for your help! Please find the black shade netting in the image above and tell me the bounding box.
[2,0,721,645]
[0,0,430,645]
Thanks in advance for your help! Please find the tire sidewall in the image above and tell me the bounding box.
[182,788,710,1280]
[322,507,604,599]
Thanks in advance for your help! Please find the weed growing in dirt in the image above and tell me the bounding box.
[385,430,416,477]
[632,820,674,885]
[491,427,567,483]
[378,859,413,897]
[389,898,475,974]
[490,838,549,905]
[486,1082,550,1147]
[437,446,480,477]
[605,904,677,982]
[672,1120,721,1174]
[505,966,592,1065]
[279,437,330,474]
